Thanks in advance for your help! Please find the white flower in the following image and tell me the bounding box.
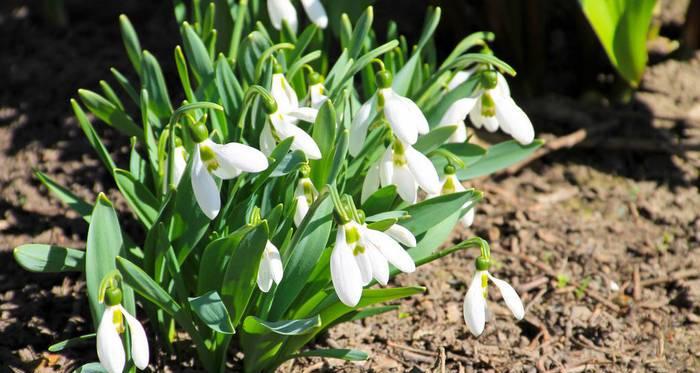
[293,176,318,227]
[427,172,475,228]
[463,270,524,336]
[257,241,284,292]
[309,82,328,109]
[162,145,188,193]
[261,73,321,160]
[378,140,441,203]
[267,0,327,33]
[349,88,429,157]
[97,305,149,373]
[191,139,269,219]
[331,221,416,307]
[439,69,534,145]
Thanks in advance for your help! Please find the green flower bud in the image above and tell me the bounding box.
[309,71,324,85]
[444,164,456,175]
[481,70,499,90]
[189,122,209,143]
[475,256,491,271]
[376,70,393,89]
[105,287,123,306]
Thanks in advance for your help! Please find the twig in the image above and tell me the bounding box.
[633,265,642,301]
[640,269,700,286]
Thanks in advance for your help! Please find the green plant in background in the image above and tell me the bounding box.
[13,1,542,372]
[580,0,657,88]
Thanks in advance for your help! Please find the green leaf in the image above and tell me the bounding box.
[116,256,181,317]
[119,15,142,76]
[612,0,656,86]
[48,333,96,352]
[74,363,107,373]
[243,315,321,335]
[238,31,272,84]
[142,50,173,120]
[70,100,117,174]
[37,171,92,221]
[14,244,85,273]
[361,185,397,216]
[429,142,486,176]
[196,226,253,294]
[455,140,544,180]
[270,150,308,177]
[310,100,337,187]
[268,194,334,320]
[113,169,159,228]
[221,222,269,326]
[78,89,142,139]
[215,54,244,122]
[393,7,441,96]
[85,194,130,327]
[189,291,236,334]
[182,22,214,83]
[348,6,373,59]
[296,348,368,361]
[402,190,481,236]
[413,125,457,154]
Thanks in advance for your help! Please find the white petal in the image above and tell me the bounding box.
[260,122,277,157]
[494,94,534,145]
[383,92,418,145]
[330,228,363,307]
[361,165,380,203]
[366,246,389,285]
[349,98,375,157]
[191,145,220,220]
[384,224,416,247]
[173,146,188,186]
[210,140,269,174]
[97,307,126,373]
[439,98,477,126]
[287,107,318,123]
[272,116,322,159]
[469,105,484,129]
[363,227,415,273]
[300,0,328,28]
[496,72,511,97]
[448,121,468,143]
[378,147,394,188]
[118,306,149,370]
[397,95,429,135]
[463,272,487,336]
[393,165,417,203]
[488,273,525,320]
[460,207,475,227]
[355,250,373,286]
[267,243,284,285]
[404,145,441,195]
[267,0,298,32]
[293,195,309,227]
[309,84,328,109]
[271,73,299,112]
[257,255,273,292]
[447,70,473,91]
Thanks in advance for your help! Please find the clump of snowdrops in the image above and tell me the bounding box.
[14,1,542,372]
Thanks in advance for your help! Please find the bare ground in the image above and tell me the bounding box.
[1,1,699,372]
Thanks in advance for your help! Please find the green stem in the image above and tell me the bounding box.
[228,0,248,59]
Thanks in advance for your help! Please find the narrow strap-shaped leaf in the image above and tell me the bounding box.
[295,348,368,361]
[402,190,481,236]
[74,362,107,373]
[69,100,116,176]
[348,6,373,59]
[455,140,544,180]
[113,169,159,228]
[142,50,174,121]
[242,315,321,335]
[189,291,236,334]
[48,333,96,352]
[119,15,142,76]
[110,67,140,105]
[14,244,85,273]
[77,90,142,140]
[182,22,215,83]
[36,171,92,221]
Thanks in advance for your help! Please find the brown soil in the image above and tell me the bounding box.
[2,1,700,372]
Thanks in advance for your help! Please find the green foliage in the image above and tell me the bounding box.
[580,0,657,87]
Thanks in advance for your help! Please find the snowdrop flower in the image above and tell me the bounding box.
[439,69,534,145]
[257,241,284,292]
[97,287,149,373]
[350,70,429,156]
[162,144,188,193]
[261,71,321,160]
[308,72,329,109]
[464,256,524,336]
[267,0,327,33]
[293,166,318,227]
[331,220,416,307]
[190,123,269,220]
[377,138,441,203]
[427,165,475,228]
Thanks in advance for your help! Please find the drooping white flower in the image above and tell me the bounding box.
[261,73,321,160]
[97,305,149,373]
[331,221,416,307]
[464,268,524,337]
[349,71,429,157]
[191,139,269,220]
[377,139,441,204]
[384,224,417,247]
[257,241,284,292]
[309,82,328,109]
[267,0,327,33]
[427,171,475,228]
[439,69,534,145]
[162,145,188,193]
[293,176,318,227]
